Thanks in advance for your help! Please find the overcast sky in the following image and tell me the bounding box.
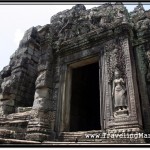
[0,3,150,71]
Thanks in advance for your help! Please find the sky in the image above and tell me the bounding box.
[0,3,150,71]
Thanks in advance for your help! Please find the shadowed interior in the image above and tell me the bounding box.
[70,62,100,131]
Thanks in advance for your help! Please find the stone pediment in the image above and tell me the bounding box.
[57,23,133,57]
[51,3,129,48]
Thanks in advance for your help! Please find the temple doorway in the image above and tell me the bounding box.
[69,62,100,131]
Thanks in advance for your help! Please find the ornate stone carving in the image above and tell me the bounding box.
[112,68,128,117]
[130,3,146,23]
[104,40,126,82]
[33,88,51,110]
[51,3,131,50]
[35,70,52,89]
[121,37,139,118]
[35,71,46,88]
[136,18,150,31]
[56,5,96,43]
[129,3,150,37]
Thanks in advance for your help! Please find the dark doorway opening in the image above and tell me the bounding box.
[70,62,100,131]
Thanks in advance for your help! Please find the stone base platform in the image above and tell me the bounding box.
[0,138,147,146]
[0,107,31,140]
[0,108,146,144]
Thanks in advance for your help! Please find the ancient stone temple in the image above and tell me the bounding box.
[0,2,150,144]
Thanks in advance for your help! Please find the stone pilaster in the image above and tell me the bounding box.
[104,34,143,131]
[26,27,55,142]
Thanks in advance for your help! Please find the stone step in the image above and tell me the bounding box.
[5,110,31,121]
[58,130,104,142]
[0,119,29,140]
[0,107,31,122]
[0,129,15,139]
[61,130,103,135]
[0,108,31,141]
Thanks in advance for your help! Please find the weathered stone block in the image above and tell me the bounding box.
[0,99,14,106]
[0,94,16,100]
[35,71,53,89]
[16,107,32,113]
[0,105,15,115]
[27,47,34,55]
[25,132,55,142]
[32,88,52,110]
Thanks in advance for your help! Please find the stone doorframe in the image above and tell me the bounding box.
[56,55,103,133]
[55,24,143,136]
